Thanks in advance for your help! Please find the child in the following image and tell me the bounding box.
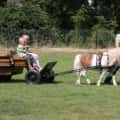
[17,34,41,71]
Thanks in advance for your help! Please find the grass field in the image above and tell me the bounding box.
[0,50,120,120]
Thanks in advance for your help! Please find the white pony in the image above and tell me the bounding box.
[73,50,117,86]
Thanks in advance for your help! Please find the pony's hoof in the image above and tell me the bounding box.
[97,84,100,86]
[87,79,91,85]
[75,80,80,85]
[113,84,117,86]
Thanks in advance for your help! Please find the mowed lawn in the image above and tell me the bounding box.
[0,51,120,120]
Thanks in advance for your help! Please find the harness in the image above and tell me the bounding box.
[96,52,109,71]
[107,52,109,65]
[96,53,103,68]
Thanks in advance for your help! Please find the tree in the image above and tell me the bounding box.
[0,0,7,7]
[0,0,120,47]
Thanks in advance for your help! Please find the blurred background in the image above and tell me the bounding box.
[0,0,119,48]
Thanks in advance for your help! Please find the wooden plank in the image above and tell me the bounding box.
[0,55,10,59]
[0,63,11,67]
[0,55,27,66]
[14,61,26,67]
[0,68,12,75]
[14,59,27,67]
[0,72,11,76]
[0,58,11,67]
[0,59,10,62]
[13,56,26,60]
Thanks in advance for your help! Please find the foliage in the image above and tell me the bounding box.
[92,26,115,48]
[0,2,50,45]
[0,0,120,47]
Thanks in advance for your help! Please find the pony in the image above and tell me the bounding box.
[73,50,117,86]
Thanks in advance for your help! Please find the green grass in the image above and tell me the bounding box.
[0,51,120,120]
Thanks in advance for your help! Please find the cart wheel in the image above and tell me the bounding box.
[48,70,55,82]
[40,70,55,83]
[25,71,40,84]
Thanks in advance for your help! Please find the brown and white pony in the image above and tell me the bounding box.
[73,50,117,86]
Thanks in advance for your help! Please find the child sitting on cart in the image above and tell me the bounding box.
[16,34,41,71]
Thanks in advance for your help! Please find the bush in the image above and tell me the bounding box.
[0,1,117,48]
[91,25,115,48]
[0,4,50,46]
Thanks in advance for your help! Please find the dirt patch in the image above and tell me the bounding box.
[30,47,111,54]
[0,46,114,54]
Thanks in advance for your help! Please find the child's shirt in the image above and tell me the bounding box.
[17,44,27,57]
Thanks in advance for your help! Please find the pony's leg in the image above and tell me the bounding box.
[75,70,87,85]
[73,54,81,85]
[75,72,81,85]
[112,75,117,86]
[86,78,91,85]
[80,70,91,85]
[76,78,81,85]
[97,70,106,86]
[84,71,91,85]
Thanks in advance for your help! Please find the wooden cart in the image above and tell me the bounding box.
[0,53,57,84]
[0,54,27,80]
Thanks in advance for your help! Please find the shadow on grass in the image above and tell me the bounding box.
[0,79,25,84]
[90,82,120,86]
[0,79,62,85]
